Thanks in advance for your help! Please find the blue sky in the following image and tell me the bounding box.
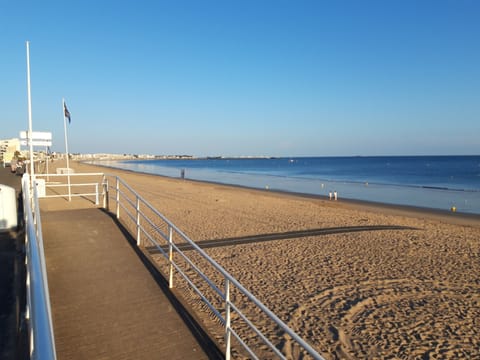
[1,1,479,156]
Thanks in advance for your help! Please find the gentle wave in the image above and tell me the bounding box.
[88,157,480,214]
[214,169,480,193]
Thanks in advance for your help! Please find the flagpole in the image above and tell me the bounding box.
[62,98,71,201]
[26,41,35,188]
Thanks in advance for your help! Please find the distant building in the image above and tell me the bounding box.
[71,153,156,160]
[0,138,21,165]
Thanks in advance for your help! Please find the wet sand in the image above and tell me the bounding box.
[47,160,480,359]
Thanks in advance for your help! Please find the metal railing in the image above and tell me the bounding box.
[22,174,56,360]
[103,174,324,360]
[35,173,104,204]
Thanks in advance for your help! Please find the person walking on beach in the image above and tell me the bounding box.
[329,191,332,200]
[334,191,337,201]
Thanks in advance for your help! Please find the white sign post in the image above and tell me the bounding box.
[20,131,52,147]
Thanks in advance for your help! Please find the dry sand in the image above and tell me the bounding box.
[47,160,480,359]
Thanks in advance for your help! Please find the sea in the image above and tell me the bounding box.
[90,156,480,215]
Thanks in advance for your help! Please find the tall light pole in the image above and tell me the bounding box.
[26,41,35,186]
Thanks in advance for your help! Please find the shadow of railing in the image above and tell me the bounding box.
[147,225,419,253]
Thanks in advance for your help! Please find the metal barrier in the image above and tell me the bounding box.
[103,174,324,360]
[35,173,104,204]
[22,174,56,360]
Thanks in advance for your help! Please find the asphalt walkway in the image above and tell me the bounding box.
[40,198,222,360]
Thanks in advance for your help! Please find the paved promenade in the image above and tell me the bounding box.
[40,198,223,359]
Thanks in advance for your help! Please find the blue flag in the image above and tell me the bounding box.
[64,102,71,123]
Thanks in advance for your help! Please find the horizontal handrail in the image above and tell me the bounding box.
[35,172,105,177]
[35,173,103,204]
[45,183,99,187]
[22,174,57,360]
[104,173,324,359]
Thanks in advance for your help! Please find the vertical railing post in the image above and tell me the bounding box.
[115,177,120,219]
[31,176,37,227]
[95,183,99,205]
[23,179,31,323]
[225,278,231,360]
[168,226,174,289]
[103,177,109,210]
[136,196,141,247]
[25,241,31,322]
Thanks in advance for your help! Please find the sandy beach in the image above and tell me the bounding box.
[45,160,480,359]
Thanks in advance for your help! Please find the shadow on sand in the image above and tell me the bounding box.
[146,224,419,253]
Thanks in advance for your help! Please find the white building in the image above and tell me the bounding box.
[0,138,21,165]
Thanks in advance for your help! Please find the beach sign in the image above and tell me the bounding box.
[20,130,52,147]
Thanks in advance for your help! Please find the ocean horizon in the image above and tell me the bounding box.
[87,155,480,215]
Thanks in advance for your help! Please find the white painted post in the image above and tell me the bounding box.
[25,256,31,322]
[225,278,231,360]
[45,146,50,181]
[95,183,99,205]
[168,226,174,289]
[26,41,35,189]
[102,177,109,210]
[115,177,120,219]
[136,197,141,246]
